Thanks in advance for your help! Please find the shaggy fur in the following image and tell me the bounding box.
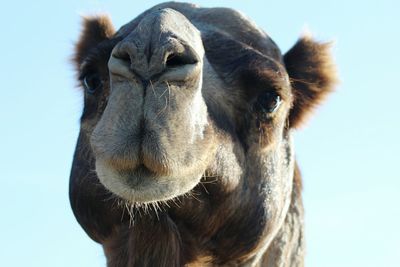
[74,15,115,66]
[284,35,338,128]
[69,2,337,266]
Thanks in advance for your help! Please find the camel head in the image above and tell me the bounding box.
[70,2,336,265]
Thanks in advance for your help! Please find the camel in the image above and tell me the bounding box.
[69,2,337,266]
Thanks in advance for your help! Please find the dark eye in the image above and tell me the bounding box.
[82,73,103,94]
[254,91,281,114]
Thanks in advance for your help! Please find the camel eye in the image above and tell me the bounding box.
[82,74,103,94]
[254,91,281,114]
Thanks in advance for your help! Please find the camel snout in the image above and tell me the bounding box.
[108,8,203,83]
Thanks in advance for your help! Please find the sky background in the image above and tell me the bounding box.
[1,0,399,266]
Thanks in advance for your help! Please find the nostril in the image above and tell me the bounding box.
[108,51,134,79]
[112,41,139,65]
[166,53,197,68]
[113,51,131,63]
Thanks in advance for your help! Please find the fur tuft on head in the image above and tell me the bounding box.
[284,35,338,128]
[74,15,115,68]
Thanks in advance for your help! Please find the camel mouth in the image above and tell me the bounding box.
[118,164,157,188]
[95,158,204,203]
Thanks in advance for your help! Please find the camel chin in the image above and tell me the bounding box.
[95,159,205,204]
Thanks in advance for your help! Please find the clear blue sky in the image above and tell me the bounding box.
[1,1,399,266]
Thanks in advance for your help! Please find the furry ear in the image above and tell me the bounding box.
[284,35,338,128]
[74,15,115,68]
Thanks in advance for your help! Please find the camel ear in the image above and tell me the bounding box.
[284,35,338,128]
[74,15,115,68]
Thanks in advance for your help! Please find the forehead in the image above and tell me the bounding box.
[116,2,283,62]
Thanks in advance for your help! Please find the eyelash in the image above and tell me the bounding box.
[253,91,282,118]
[81,72,103,94]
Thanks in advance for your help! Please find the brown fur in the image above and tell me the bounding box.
[74,15,115,66]
[284,35,338,128]
[69,3,337,266]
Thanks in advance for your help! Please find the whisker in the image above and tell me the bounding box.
[149,79,156,97]
[199,182,210,194]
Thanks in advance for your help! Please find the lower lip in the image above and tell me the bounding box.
[122,164,157,187]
